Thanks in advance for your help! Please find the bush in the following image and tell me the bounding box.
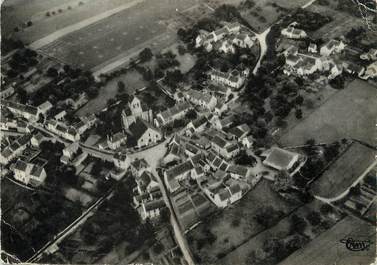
[290,214,307,234]
[320,204,333,215]
[305,211,321,226]
[139,48,153,62]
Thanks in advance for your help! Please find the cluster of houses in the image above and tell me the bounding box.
[195,22,256,53]
[282,39,349,79]
[130,159,167,221]
[280,24,377,82]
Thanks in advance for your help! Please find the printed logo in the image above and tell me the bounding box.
[340,238,372,251]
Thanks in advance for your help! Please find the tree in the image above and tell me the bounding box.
[46,67,58,78]
[177,45,186,55]
[319,204,334,215]
[273,171,293,191]
[139,48,153,62]
[26,21,33,27]
[290,214,307,234]
[254,206,283,228]
[305,211,321,226]
[117,81,125,93]
[349,184,361,196]
[185,109,197,120]
[295,95,304,105]
[295,108,303,119]
[152,242,164,255]
[305,138,316,145]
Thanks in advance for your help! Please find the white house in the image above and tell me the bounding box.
[107,132,127,150]
[360,48,377,61]
[13,160,47,187]
[281,26,307,39]
[361,61,377,80]
[113,152,130,170]
[0,135,29,165]
[140,199,165,220]
[320,40,346,56]
[37,101,53,115]
[242,135,255,149]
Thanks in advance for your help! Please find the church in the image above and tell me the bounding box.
[121,95,153,129]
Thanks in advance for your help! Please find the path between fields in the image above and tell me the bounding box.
[29,0,146,50]
[314,159,377,204]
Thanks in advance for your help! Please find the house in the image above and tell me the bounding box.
[342,62,365,76]
[0,85,15,99]
[186,116,208,134]
[283,45,299,57]
[328,63,343,79]
[107,132,127,150]
[214,100,228,116]
[281,26,307,39]
[262,147,302,174]
[61,142,80,164]
[3,100,40,122]
[231,33,255,49]
[136,171,160,194]
[184,89,217,110]
[122,95,153,129]
[227,165,248,179]
[31,132,45,147]
[113,152,130,170]
[54,110,67,121]
[164,160,195,192]
[130,158,150,178]
[140,199,166,220]
[46,120,80,142]
[361,61,377,80]
[154,102,193,127]
[360,48,377,61]
[242,135,255,149]
[308,43,318,53]
[209,69,247,90]
[128,118,162,149]
[73,114,97,134]
[228,124,250,140]
[218,39,236,54]
[37,101,53,115]
[205,183,242,208]
[211,134,240,160]
[12,160,47,187]
[212,115,235,130]
[206,84,232,101]
[285,54,303,67]
[65,92,88,110]
[320,40,346,56]
[0,135,30,165]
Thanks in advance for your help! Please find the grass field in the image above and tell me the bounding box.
[220,199,344,265]
[188,180,299,263]
[278,79,377,146]
[240,0,313,32]
[277,216,376,265]
[36,0,197,70]
[306,3,367,40]
[2,0,129,42]
[311,142,376,199]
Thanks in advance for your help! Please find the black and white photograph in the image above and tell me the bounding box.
[0,0,376,264]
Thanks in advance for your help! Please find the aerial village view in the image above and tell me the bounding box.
[0,0,376,264]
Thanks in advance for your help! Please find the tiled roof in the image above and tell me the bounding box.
[166,160,194,180]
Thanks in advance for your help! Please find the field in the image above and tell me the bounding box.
[240,0,314,32]
[2,0,128,42]
[1,178,82,261]
[219,199,344,265]
[278,79,377,146]
[35,0,197,70]
[277,216,376,265]
[76,69,146,116]
[311,142,376,199]
[306,2,368,40]
[188,180,299,263]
